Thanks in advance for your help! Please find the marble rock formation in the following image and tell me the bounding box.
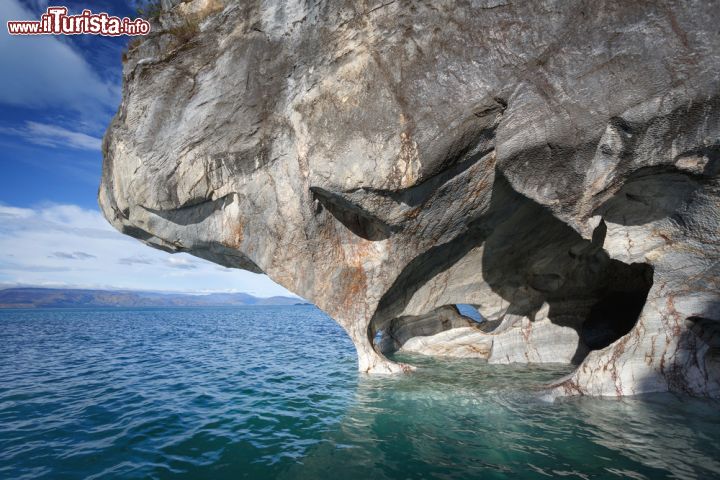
[100,0,720,396]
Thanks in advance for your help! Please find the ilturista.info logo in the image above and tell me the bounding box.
[7,6,151,36]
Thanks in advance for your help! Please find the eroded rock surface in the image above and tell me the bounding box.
[100,0,720,396]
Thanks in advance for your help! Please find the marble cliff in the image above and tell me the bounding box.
[100,0,720,397]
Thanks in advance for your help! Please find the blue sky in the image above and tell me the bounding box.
[0,0,295,296]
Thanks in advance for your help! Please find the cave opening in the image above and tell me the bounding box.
[455,304,484,324]
[580,268,654,351]
[372,259,654,366]
[366,173,659,371]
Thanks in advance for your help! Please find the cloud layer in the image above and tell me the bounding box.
[0,121,102,150]
[0,1,120,114]
[0,203,295,296]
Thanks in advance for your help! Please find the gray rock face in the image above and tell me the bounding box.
[100,0,720,396]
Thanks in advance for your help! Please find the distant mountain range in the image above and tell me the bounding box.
[0,288,309,309]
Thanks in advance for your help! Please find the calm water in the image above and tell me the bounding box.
[1,306,719,479]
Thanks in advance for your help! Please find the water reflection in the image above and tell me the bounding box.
[283,354,720,480]
[567,394,720,479]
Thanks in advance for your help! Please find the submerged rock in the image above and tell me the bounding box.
[100,0,720,396]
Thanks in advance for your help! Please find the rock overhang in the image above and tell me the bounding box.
[100,0,720,396]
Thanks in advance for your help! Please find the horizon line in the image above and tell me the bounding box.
[0,284,303,299]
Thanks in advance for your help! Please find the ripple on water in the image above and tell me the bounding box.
[0,306,719,480]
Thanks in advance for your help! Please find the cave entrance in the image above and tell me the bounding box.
[372,260,653,365]
[367,175,657,369]
[580,268,653,351]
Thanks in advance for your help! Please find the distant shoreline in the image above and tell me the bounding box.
[0,304,313,310]
[0,287,310,309]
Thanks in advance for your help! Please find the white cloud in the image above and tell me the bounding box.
[25,121,102,150]
[0,204,33,219]
[166,257,198,270]
[0,1,119,114]
[0,202,296,297]
[22,0,49,12]
[0,121,102,150]
[49,251,97,259]
[118,256,153,265]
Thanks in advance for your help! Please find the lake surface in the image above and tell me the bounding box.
[1,306,719,479]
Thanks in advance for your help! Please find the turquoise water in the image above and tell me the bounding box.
[1,306,719,479]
